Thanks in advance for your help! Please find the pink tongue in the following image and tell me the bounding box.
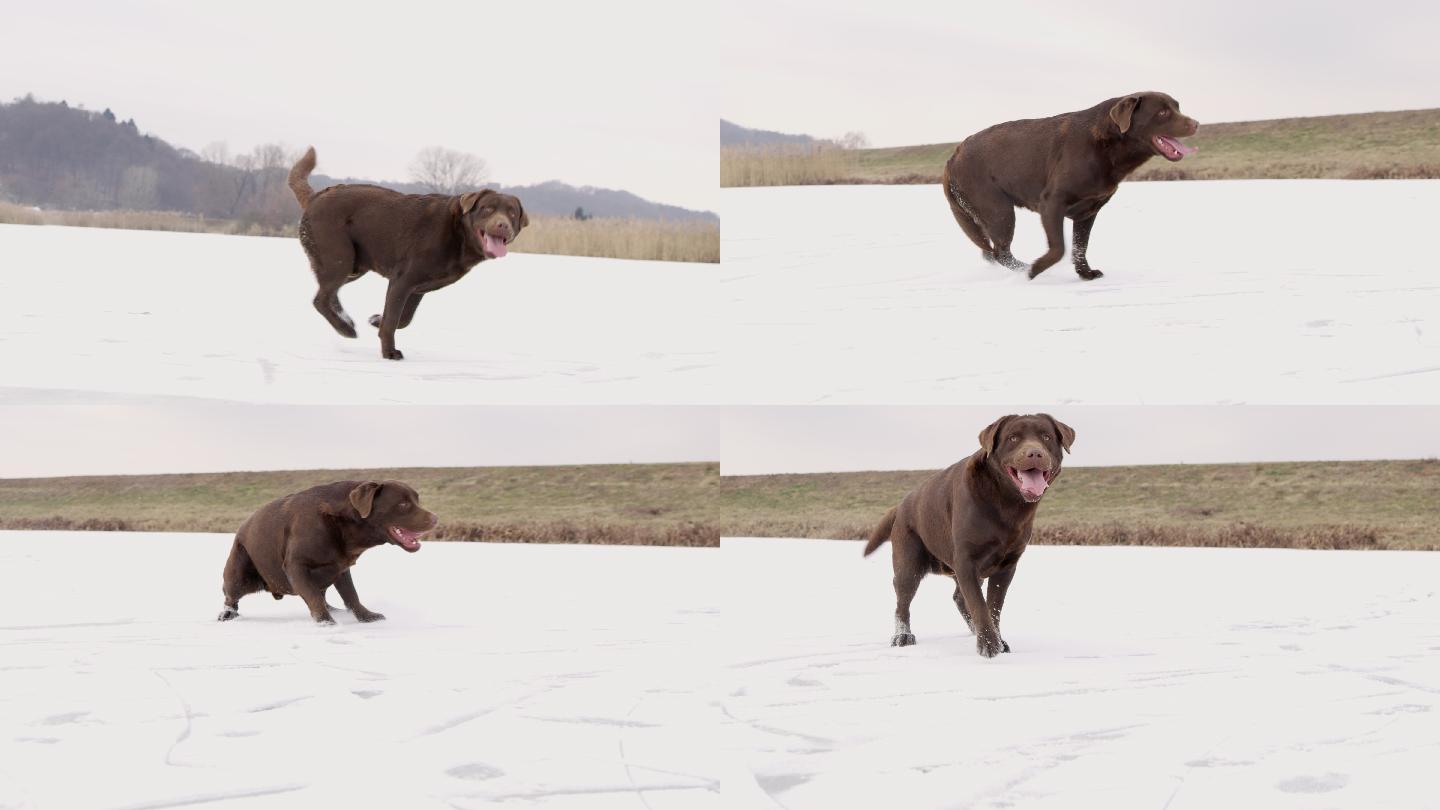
[1017,469,1049,497]
[1159,135,1197,156]
[393,527,422,551]
[482,231,508,258]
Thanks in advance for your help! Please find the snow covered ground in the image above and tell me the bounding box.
[722,180,1440,405]
[0,225,717,405]
[0,532,719,809]
[723,538,1440,809]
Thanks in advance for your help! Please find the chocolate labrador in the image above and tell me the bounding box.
[864,414,1075,657]
[217,480,437,624]
[943,92,1198,280]
[288,147,528,359]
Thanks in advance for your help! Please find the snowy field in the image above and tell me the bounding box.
[0,532,719,809]
[0,225,717,405]
[723,538,1440,809]
[722,180,1440,404]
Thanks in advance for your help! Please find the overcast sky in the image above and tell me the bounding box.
[0,391,718,478]
[0,1,717,212]
[724,0,1440,147]
[722,406,1440,475]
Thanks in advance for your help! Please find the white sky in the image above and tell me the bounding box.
[721,406,1440,475]
[0,1,718,212]
[723,0,1440,147]
[0,391,718,478]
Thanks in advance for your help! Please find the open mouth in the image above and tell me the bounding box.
[1006,465,1054,502]
[479,229,509,259]
[387,525,429,553]
[1152,134,1197,162]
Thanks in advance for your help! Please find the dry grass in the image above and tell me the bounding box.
[512,215,718,263]
[718,459,1440,550]
[720,145,860,187]
[0,200,291,236]
[0,202,717,263]
[0,463,721,548]
[719,108,1440,186]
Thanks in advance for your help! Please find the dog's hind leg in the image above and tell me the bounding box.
[302,226,361,338]
[219,540,265,621]
[944,179,995,257]
[889,526,929,647]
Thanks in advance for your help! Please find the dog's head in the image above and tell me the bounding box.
[458,190,528,260]
[977,414,1075,504]
[1107,92,1198,162]
[348,480,438,553]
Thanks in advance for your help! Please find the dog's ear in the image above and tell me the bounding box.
[459,190,495,214]
[349,481,381,519]
[976,415,1015,459]
[1109,95,1141,133]
[516,198,529,229]
[1039,413,1076,453]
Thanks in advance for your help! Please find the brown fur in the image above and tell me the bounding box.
[943,92,1198,280]
[289,147,529,359]
[865,414,1075,657]
[217,480,438,624]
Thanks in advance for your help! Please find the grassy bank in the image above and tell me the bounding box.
[719,108,1440,187]
[0,202,719,263]
[0,463,720,547]
[718,459,1440,550]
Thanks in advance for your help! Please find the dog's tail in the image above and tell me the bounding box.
[862,506,898,556]
[288,146,317,210]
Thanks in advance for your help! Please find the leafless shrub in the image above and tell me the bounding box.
[409,146,489,194]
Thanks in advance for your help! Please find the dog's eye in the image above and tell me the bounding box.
[1042,434,1052,441]
[1009,435,1019,442]
[398,501,411,511]
[1159,109,1171,118]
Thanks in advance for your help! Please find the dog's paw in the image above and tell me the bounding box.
[354,610,386,623]
[381,348,404,361]
[217,607,239,622]
[976,631,1004,658]
[1076,267,1104,281]
[890,632,917,647]
[1001,639,1012,653]
[314,615,337,626]
[368,314,382,328]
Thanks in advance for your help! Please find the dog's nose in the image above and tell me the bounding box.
[1185,117,1199,136]
[1024,447,1046,460]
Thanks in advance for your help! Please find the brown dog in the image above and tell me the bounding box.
[217,480,438,624]
[943,92,1198,280]
[864,414,1075,657]
[288,148,528,359]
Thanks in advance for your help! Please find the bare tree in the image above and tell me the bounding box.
[409,146,489,194]
[837,131,870,150]
[200,141,230,166]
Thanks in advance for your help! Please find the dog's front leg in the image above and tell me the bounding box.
[954,559,1003,658]
[333,570,385,623]
[377,279,419,360]
[985,562,1018,653]
[285,562,336,624]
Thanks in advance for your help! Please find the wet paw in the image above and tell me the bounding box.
[976,632,1004,658]
[1076,267,1104,280]
[217,607,239,621]
[1001,639,1012,653]
[890,633,917,647]
[381,348,404,361]
[368,314,382,328]
[314,615,337,626]
[354,611,386,623]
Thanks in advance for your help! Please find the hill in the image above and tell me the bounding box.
[720,108,1440,186]
[0,95,717,227]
